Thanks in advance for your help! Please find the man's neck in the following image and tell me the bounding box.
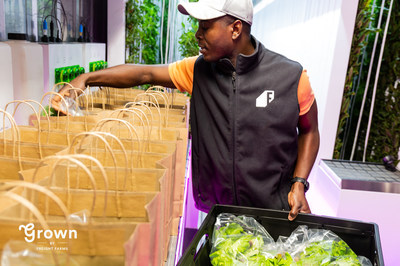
[229,35,255,68]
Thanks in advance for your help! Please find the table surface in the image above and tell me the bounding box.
[322,159,400,193]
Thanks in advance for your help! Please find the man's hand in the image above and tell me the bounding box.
[51,74,87,115]
[288,182,311,221]
[50,64,174,115]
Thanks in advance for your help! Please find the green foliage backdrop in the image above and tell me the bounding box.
[125,0,160,64]
[334,0,400,164]
[367,0,400,162]
[179,15,199,58]
[178,0,199,58]
[334,0,376,159]
[126,0,199,63]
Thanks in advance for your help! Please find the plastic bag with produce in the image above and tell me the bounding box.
[210,213,373,266]
[275,225,373,266]
[210,213,292,266]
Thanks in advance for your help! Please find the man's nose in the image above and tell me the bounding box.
[195,28,201,40]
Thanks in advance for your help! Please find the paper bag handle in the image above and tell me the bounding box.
[135,100,162,139]
[69,132,125,217]
[51,81,74,92]
[86,86,95,111]
[109,109,148,154]
[134,92,160,109]
[5,100,51,159]
[124,102,155,147]
[31,156,98,218]
[0,109,22,170]
[66,153,109,197]
[101,86,111,109]
[0,180,70,223]
[0,180,74,265]
[62,87,90,131]
[145,90,169,126]
[119,107,152,152]
[0,191,62,265]
[95,118,140,168]
[147,85,168,91]
[40,91,71,146]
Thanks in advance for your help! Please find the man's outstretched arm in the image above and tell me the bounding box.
[52,64,175,111]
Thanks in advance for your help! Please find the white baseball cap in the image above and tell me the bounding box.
[178,0,253,26]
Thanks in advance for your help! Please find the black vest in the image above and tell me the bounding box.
[190,38,303,212]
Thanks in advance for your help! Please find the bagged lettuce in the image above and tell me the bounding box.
[276,225,373,266]
[209,214,372,266]
[210,213,291,266]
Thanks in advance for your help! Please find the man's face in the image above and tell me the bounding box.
[195,17,235,62]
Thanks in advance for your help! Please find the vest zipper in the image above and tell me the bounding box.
[232,71,239,205]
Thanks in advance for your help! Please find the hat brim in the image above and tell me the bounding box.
[178,2,226,21]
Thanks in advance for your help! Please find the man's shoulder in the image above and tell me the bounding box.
[193,55,205,65]
[175,55,200,66]
[193,55,212,70]
[260,45,302,69]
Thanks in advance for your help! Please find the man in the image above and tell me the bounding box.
[53,0,319,221]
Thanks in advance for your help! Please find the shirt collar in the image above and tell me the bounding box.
[216,36,262,75]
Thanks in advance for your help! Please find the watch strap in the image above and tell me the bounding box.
[291,177,309,192]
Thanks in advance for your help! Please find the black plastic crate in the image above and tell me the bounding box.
[177,204,383,266]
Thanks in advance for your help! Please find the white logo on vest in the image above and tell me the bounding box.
[256,90,274,107]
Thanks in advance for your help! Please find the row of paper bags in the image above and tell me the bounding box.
[0,85,190,266]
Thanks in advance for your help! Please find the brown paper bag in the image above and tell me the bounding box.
[88,119,188,238]
[21,163,165,192]
[0,201,139,256]
[0,162,150,257]
[0,180,135,258]
[0,156,40,180]
[62,132,178,261]
[0,108,65,177]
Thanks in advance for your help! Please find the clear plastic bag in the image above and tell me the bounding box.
[210,213,278,265]
[210,214,373,266]
[276,225,373,266]
[68,209,90,225]
[1,240,78,266]
[59,97,83,116]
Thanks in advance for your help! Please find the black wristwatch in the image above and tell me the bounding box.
[291,177,309,192]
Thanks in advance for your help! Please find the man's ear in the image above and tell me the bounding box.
[232,20,242,40]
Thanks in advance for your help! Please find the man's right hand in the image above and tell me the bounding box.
[50,64,174,115]
[51,73,88,115]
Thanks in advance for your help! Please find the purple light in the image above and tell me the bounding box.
[175,140,200,264]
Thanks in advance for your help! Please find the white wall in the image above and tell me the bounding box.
[107,0,126,66]
[0,43,14,111]
[252,0,359,161]
[105,0,360,160]
[6,40,44,125]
